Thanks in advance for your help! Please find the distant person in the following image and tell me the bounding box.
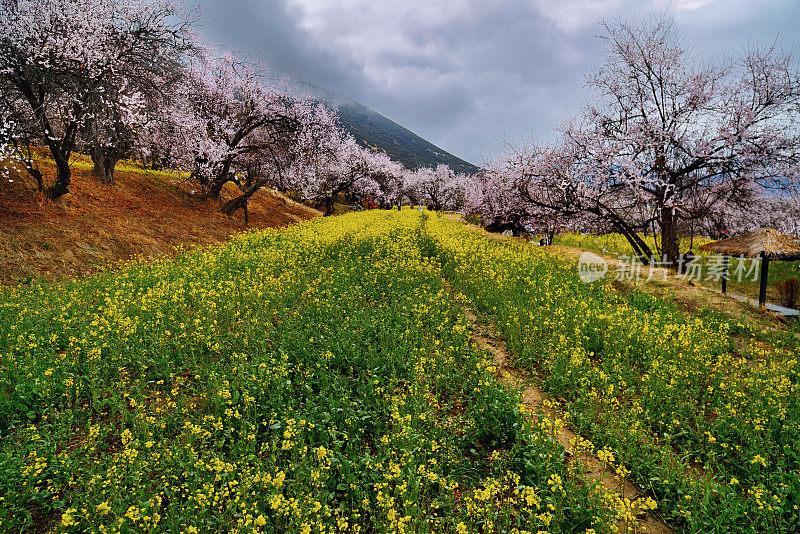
[539,238,545,246]
[397,200,401,211]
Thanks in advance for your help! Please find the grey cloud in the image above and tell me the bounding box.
[194,0,800,165]
[196,0,367,97]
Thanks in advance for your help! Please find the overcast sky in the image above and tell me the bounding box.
[195,0,800,165]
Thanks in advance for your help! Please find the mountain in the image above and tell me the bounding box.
[298,82,480,175]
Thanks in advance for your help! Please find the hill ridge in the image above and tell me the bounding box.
[297,82,480,175]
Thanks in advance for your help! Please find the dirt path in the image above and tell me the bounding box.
[460,302,674,534]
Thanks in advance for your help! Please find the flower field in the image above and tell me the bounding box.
[552,233,800,306]
[2,210,798,533]
[1,210,617,533]
[426,215,800,533]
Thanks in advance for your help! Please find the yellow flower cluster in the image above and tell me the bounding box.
[424,214,800,532]
[0,210,615,533]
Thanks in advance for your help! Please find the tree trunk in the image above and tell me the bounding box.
[92,147,103,176]
[610,221,654,265]
[102,154,119,184]
[148,148,164,171]
[22,164,44,193]
[207,179,225,199]
[220,186,259,222]
[660,206,680,267]
[324,197,334,216]
[91,147,120,184]
[47,153,71,199]
[207,159,235,199]
[602,211,654,265]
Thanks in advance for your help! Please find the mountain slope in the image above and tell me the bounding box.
[300,83,480,175]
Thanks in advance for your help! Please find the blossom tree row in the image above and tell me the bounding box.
[0,0,471,216]
[403,164,469,211]
[0,0,193,196]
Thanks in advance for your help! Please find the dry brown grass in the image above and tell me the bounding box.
[0,155,321,284]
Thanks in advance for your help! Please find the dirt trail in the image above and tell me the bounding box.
[461,304,674,534]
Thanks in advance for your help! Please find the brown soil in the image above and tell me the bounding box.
[0,156,321,284]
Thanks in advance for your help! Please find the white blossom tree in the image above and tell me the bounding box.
[403,164,468,211]
[466,142,596,238]
[567,15,800,263]
[0,0,192,197]
[351,151,405,208]
[173,49,305,199]
[473,15,800,262]
[287,121,392,215]
[218,100,337,222]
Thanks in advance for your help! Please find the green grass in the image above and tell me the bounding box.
[8,209,796,533]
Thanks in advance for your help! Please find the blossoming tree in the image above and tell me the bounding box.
[567,16,800,263]
[403,164,468,211]
[474,15,800,262]
[0,0,191,197]
[286,117,404,215]
[173,50,307,200]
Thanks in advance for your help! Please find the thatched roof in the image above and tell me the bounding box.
[700,228,800,259]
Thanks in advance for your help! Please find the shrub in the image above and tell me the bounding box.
[463,213,483,227]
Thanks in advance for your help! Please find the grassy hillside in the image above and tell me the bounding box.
[300,83,481,175]
[0,154,321,284]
